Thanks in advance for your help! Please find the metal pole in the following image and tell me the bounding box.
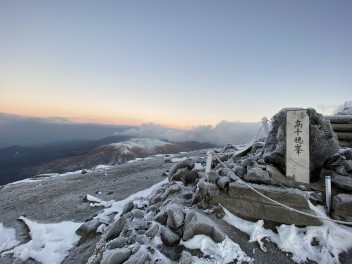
[325,176,332,214]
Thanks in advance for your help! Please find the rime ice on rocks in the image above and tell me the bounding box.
[86,108,352,264]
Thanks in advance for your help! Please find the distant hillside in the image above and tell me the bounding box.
[0,135,131,185]
[0,137,215,185]
[23,138,214,177]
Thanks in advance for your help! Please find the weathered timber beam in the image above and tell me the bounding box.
[335,132,352,141]
[324,115,352,124]
[339,140,352,148]
[331,123,352,132]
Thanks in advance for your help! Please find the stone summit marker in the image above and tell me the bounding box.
[286,109,310,184]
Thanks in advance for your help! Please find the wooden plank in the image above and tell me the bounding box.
[331,123,352,132]
[339,140,352,148]
[335,132,352,141]
[324,115,352,124]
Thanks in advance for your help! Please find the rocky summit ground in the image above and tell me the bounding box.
[1,150,351,264]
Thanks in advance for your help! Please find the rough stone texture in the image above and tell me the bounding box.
[216,176,231,190]
[171,168,197,184]
[179,250,193,264]
[209,182,322,226]
[332,175,352,192]
[344,149,352,160]
[101,248,131,264]
[342,160,352,172]
[336,166,348,176]
[332,194,352,222]
[105,217,126,241]
[234,165,246,178]
[245,167,271,184]
[193,180,219,203]
[146,224,159,238]
[241,158,254,167]
[124,249,150,264]
[168,160,194,180]
[183,211,226,242]
[266,165,296,187]
[160,226,181,246]
[166,205,185,230]
[154,211,167,225]
[263,108,340,181]
[207,171,220,184]
[76,218,101,244]
[131,209,144,219]
[106,237,129,249]
[121,201,134,215]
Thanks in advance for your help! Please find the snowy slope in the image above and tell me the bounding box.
[108,138,172,154]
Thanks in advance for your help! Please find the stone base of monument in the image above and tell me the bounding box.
[208,182,322,226]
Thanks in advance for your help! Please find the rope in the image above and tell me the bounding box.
[222,125,264,157]
[211,150,352,226]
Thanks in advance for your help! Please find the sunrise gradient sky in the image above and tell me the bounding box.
[1,1,351,129]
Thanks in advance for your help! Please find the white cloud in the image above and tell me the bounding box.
[114,121,264,146]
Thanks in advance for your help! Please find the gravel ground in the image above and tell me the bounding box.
[0,153,180,264]
[1,150,351,264]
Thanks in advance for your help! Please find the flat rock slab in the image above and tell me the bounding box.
[210,182,322,226]
[332,193,352,222]
[332,175,352,192]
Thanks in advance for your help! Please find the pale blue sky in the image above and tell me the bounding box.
[1,1,351,128]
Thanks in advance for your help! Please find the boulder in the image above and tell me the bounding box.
[105,217,126,241]
[332,194,352,222]
[168,160,194,181]
[245,167,271,184]
[124,249,150,264]
[263,108,339,181]
[131,209,145,219]
[183,211,226,242]
[101,248,131,264]
[154,211,167,225]
[121,201,134,215]
[266,164,296,188]
[332,175,352,192]
[207,171,220,184]
[171,168,197,184]
[76,218,101,244]
[179,250,193,264]
[160,226,181,246]
[342,160,352,172]
[107,237,129,249]
[146,224,159,238]
[166,205,185,230]
[216,176,231,190]
[209,182,322,226]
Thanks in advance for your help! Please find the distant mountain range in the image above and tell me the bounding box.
[0,136,215,185]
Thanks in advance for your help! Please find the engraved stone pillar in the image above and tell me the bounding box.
[286,110,310,183]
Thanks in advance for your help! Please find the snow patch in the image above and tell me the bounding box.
[170,157,188,163]
[180,235,252,264]
[222,203,352,263]
[86,194,114,208]
[109,138,171,153]
[0,223,19,253]
[4,217,82,264]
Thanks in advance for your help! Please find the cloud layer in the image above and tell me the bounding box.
[0,113,133,148]
[0,113,264,148]
[115,121,264,146]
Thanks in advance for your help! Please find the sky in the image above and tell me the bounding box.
[0,1,351,130]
